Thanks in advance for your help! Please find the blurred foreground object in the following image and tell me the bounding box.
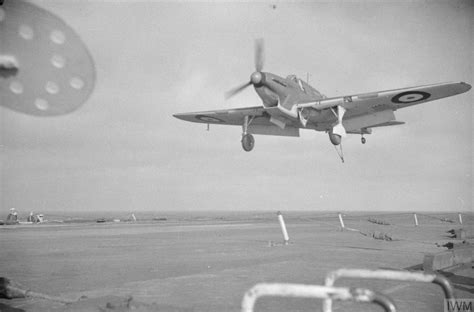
[0,277,76,303]
[0,0,96,116]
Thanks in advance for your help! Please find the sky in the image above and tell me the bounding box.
[1,0,473,213]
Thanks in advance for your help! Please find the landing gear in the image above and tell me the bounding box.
[241,115,256,152]
[241,134,255,152]
[328,130,344,163]
[328,131,342,146]
[361,137,366,144]
[328,105,345,163]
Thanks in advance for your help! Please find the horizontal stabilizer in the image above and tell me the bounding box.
[369,121,405,128]
[347,128,372,135]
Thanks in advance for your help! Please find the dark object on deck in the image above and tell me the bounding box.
[360,231,393,241]
[441,242,454,249]
[5,212,19,225]
[446,229,456,238]
[440,218,454,223]
[367,218,390,225]
[153,217,167,221]
[448,228,474,240]
[1,277,28,299]
[103,296,160,311]
[96,218,107,223]
[0,277,76,303]
[370,231,393,241]
[436,241,470,250]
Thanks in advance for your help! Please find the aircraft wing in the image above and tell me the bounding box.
[300,82,471,114]
[173,106,268,125]
[297,81,471,133]
[173,106,301,137]
[174,82,471,136]
[346,121,406,134]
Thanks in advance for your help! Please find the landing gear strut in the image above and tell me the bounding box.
[241,115,256,152]
[328,105,346,163]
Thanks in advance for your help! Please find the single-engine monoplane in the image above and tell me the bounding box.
[174,39,471,161]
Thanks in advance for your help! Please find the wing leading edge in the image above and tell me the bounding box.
[173,106,265,126]
[297,81,471,131]
[299,82,471,113]
[173,106,301,137]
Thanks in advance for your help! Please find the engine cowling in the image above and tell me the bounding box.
[259,87,279,108]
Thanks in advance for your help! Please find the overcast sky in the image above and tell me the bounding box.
[1,1,472,213]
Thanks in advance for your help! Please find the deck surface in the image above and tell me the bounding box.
[0,212,473,311]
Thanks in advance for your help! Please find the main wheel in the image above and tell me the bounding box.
[241,134,255,152]
[361,137,366,144]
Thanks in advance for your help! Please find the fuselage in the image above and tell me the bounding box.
[253,72,326,109]
[250,72,335,131]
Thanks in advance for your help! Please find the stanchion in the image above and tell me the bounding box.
[338,213,345,230]
[277,211,289,245]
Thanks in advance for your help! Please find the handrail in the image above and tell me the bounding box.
[241,283,396,312]
[323,268,455,312]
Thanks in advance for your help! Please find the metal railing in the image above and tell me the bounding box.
[323,269,455,312]
[241,283,396,312]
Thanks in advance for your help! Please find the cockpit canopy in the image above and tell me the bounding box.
[286,74,326,99]
[286,75,299,83]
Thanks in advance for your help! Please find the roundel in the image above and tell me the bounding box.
[195,115,224,123]
[392,91,430,104]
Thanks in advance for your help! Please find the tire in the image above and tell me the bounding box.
[241,134,255,152]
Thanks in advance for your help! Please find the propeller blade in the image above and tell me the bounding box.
[255,38,264,72]
[225,81,252,99]
[224,38,265,100]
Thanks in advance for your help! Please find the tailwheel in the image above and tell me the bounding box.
[241,134,255,152]
[361,137,366,144]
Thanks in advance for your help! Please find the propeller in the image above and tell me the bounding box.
[224,81,252,99]
[225,38,265,100]
[254,38,264,72]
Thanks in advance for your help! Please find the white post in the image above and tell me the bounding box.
[277,211,289,245]
[413,213,418,226]
[458,213,463,225]
[338,213,345,230]
[131,213,137,222]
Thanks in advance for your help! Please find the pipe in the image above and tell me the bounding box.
[241,283,396,312]
[373,292,397,312]
[433,275,455,300]
[323,269,455,312]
